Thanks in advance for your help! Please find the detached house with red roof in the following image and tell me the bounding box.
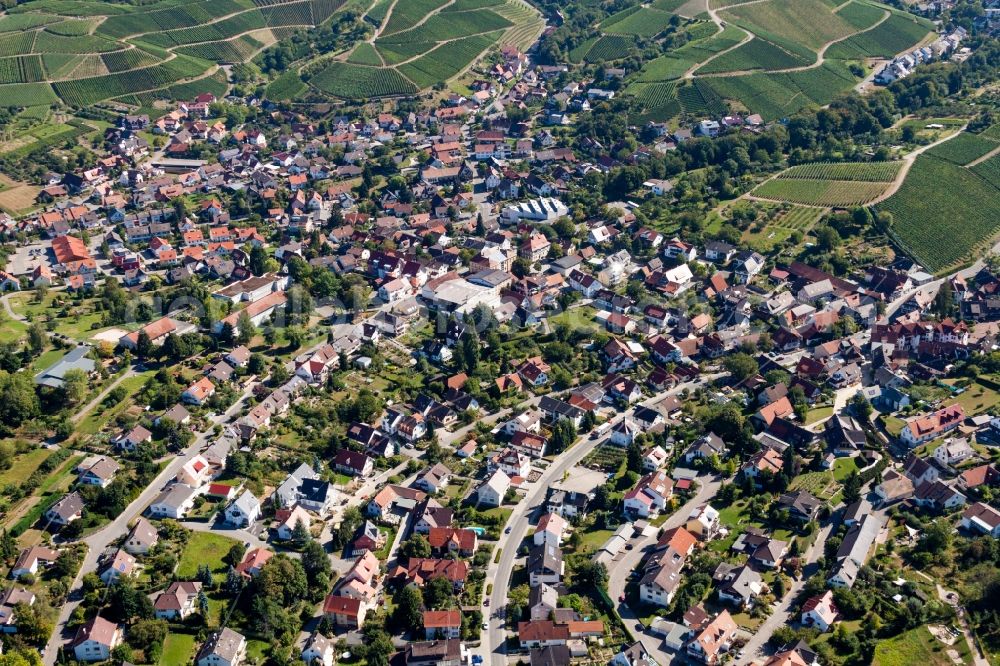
[428,527,478,557]
[900,404,965,447]
[423,610,462,640]
[322,595,366,630]
[686,610,738,664]
[624,471,674,518]
[72,616,122,662]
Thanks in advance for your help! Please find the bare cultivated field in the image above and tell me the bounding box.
[0,174,40,213]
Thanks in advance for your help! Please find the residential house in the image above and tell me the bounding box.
[225,490,261,527]
[72,617,122,662]
[154,581,203,620]
[686,611,737,665]
[477,470,511,507]
[197,628,247,666]
[423,610,462,640]
[801,590,839,632]
[46,491,84,526]
[124,517,159,555]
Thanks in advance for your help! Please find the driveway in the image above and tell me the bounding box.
[42,380,260,665]
[478,376,715,666]
[608,474,726,665]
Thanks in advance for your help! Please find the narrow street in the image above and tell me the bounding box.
[478,375,714,666]
[42,380,261,666]
[607,475,725,665]
[736,520,837,664]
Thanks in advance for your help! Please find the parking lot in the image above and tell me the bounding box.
[8,242,52,276]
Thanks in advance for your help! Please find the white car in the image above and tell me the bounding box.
[481,621,489,630]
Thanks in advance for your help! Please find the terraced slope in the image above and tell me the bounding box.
[624,0,933,121]
[303,0,541,99]
[0,0,347,107]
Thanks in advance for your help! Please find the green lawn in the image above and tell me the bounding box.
[872,625,971,666]
[160,633,196,666]
[29,347,64,374]
[576,528,614,555]
[0,446,52,487]
[832,456,859,482]
[804,405,834,425]
[790,471,837,500]
[718,499,749,528]
[176,531,239,581]
[332,472,354,486]
[481,507,513,523]
[547,306,599,331]
[950,381,1000,416]
[76,370,155,436]
[883,415,906,437]
[375,525,396,560]
[246,639,269,664]
[0,311,27,344]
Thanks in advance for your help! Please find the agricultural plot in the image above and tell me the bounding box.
[397,32,499,88]
[602,6,676,37]
[743,205,823,252]
[722,0,856,50]
[634,24,742,82]
[651,0,688,10]
[144,66,229,101]
[0,56,46,84]
[265,69,307,99]
[347,42,383,65]
[632,82,681,121]
[627,0,931,119]
[377,40,437,65]
[364,0,392,24]
[381,0,450,35]
[0,33,37,59]
[778,161,902,182]
[0,83,59,107]
[879,155,1000,272]
[826,10,932,58]
[495,0,543,51]
[315,0,533,92]
[677,79,727,116]
[34,32,121,53]
[68,54,109,79]
[702,61,857,120]
[583,35,636,63]
[971,154,1000,185]
[53,54,209,106]
[177,34,267,62]
[697,35,813,73]
[925,131,1000,166]
[0,0,345,106]
[45,19,99,35]
[380,8,511,43]
[101,48,161,73]
[97,0,252,38]
[835,1,885,31]
[0,14,62,32]
[443,0,505,10]
[309,61,416,98]
[753,178,890,206]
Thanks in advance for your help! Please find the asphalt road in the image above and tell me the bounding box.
[479,375,714,666]
[42,380,260,665]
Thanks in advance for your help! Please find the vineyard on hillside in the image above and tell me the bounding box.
[623,0,933,121]
[0,0,347,107]
[879,155,1000,272]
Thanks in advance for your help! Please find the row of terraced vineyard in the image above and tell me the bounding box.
[613,0,935,123]
[0,0,348,108]
[294,0,543,99]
